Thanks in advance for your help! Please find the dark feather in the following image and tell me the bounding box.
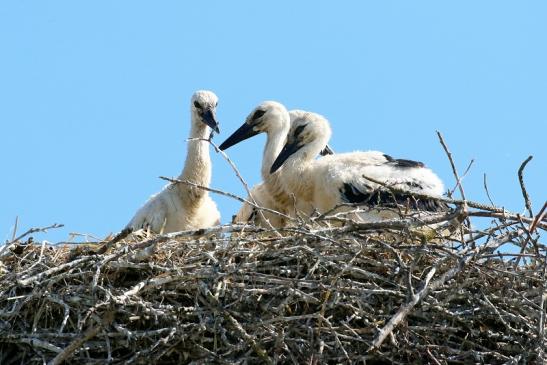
[340,183,448,212]
[293,124,306,137]
[383,154,425,168]
[248,209,258,222]
[252,109,266,121]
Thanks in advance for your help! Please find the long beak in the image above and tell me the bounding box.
[218,122,259,151]
[202,108,220,134]
[320,144,334,156]
[270,140,302,174]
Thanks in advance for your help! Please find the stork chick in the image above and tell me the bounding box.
[126,90,221,234]
[219,102,290,227]
[270,112,447,222]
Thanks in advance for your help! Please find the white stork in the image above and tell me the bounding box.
[126,90,221,233]
[269,111,447,222]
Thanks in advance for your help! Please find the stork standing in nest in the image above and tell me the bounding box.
[219,103,332,227]
[270,111,447,223]
[126,90,221,234]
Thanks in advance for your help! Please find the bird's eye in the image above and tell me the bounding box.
[252,109,266,121]
[293,124,306,137]
[194,101,202,109]
[215,101,218,107]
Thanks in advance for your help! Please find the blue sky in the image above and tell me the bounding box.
[1,1,545,243]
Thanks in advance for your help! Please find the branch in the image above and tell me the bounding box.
[48,311,114,365]
[1,223,64,256]
[159,176,293,223]
[189,137,279,231]
[436,131,468,201]
[368,266,437,351]
[517,155,534,218]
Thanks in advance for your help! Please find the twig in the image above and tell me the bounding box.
[0,223,64,256]
[537,251,547,362]
[11,216,18,242]
[114,275,177,303]
[368,266,437,351]
[225,313,272,364]
[93,227,133,255]
[449,159,474,197]
[517,155,534,218]
[513,201,547,268]
[122,223,264,254]
[436,131,467,201]
[483,173,495,206]
[188,137,255,202]
[317,207,465,235]
[190,137,279,231]
[9,223,64,244]
[426,347,442,365]
[159,176,293,222]
[17,338,62,354]
[48,311,114,365]
[529,202,547,234]
[436,131,471,246]
[17,255,94,286]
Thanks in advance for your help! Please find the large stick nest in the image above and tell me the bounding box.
[0,204,546,364]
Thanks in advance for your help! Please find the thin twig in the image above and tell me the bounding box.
[48,311,114,365]
[11,216,19,242]
[190,137,279,231]
[449,159,474,197]
[8,223,64,245]
[436,131,472,246]
[159,176,293,222]
[94,227,133,255]
[483,173,496,206]
[517,155,534,218]
[529,202,547,234]
[0,223,64,256]
[436,131,467,201]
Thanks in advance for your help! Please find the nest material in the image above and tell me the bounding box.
[0,208,546,364]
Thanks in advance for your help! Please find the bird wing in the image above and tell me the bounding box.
[320,151,446,212]
[126,192,168,233]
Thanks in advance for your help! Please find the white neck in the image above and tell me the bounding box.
[178,117,211,198]
[280,142,321,200]
[261,127,288,181]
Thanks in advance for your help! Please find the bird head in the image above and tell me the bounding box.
[191,90,220,134]
[218,101,289,151]
[270,112,332,173]
[290,110,334,156]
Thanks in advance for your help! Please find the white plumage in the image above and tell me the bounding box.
[270,111,447,222]
[126,90,221,233]
[220,103,333,227]
[219,102,290,227]
[231,182,277,226]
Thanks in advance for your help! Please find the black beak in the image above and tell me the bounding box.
[270,140,302,174]
[202,108,220,134]
[218,122,259,151]
[320,144,334,156]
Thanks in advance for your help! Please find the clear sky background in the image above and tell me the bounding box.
[1,1,545,243]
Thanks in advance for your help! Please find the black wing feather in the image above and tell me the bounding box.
[383,154,425,168]
[340,183,447,212]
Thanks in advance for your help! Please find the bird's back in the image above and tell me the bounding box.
[310,151,445,213]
